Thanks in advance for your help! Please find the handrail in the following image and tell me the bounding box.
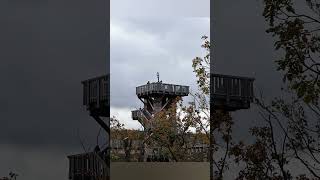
[211,73,255,80]
[136,82,189,95]
[67,152,109,180]
[211,74,254,100]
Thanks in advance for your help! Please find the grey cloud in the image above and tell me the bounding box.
[110,18,209,109]
[111,0,210,18]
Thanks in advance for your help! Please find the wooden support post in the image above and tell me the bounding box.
[89,111,110,180]
[90,112,110,135]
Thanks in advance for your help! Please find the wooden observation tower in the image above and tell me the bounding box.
[132,73,189,131]
[131,73,189,161]
[68,75,110,180]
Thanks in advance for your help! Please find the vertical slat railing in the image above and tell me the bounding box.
[212,74,254,101]
[82,75,109,108]
[68,152,108,180]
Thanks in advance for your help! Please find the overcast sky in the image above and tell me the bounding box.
[110,17,210,129]
[109,0,210,129]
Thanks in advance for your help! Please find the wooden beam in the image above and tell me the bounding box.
[90,112,110,135]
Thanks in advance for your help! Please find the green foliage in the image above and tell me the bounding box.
[150,97,209,162]
[227,2,320,178]
[263,0,320,105]
[192,35,210,95]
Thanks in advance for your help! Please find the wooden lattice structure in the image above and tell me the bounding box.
[131,78,189,161]
[132,81,189,131]
[68,75,110,180]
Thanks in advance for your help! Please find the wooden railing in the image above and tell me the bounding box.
[82,75,109,113]
[136,82,189,97]
[68,152,109,180]
[211,74,254,100]
[211,74,255,110]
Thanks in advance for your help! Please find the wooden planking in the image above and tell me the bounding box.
[82,75,109,109]
[67,152,109,180]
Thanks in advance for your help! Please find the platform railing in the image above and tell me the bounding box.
[211,74,254,100]
[68,152,109,180]
[82,75,109,109]
[136,82,189,96]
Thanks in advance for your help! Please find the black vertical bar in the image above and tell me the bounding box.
[105,0,110,178]
[97,79,100,108]
[210,0,214,179]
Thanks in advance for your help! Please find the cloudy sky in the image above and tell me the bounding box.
[109,0,210,130]
[110,17,210,129]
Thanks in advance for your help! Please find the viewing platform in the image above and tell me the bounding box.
[136,82,189,98]
[132,79,190,131]
[82,75,109,117]
[211,74,255,111]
